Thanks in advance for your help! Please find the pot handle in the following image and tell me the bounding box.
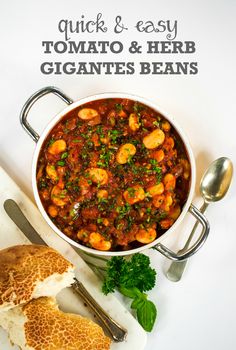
[153,204,210,261]
[20,86,74,143]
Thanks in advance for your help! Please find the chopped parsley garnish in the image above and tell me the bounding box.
[127,187,136,197]
[130,139,139,146]
[57,189,67,198]
[81,133,89,139]
[116,203,131,218]
[65,181,72,189]
[149,159,158,165]
[108,129,122,144]
[61,152,68,159]
[38,178,47,189]
[96,125,104,137]
[98,147,113,167]
[96,161,106,167]
[127,216,134,230]
[149,159,162,182]
[72,185,79,192]
[87,141,94,148]
[133,102,144,114]
[81,153,88,159]
[65,171,71,180]
[48,138,55,146]
[115,103,123,112]
[72,139,81,143]
[153,121,159,127]
[98,197,108,204]
[57,160,65,166]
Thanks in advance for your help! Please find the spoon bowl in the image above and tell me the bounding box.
[201,157,233,203]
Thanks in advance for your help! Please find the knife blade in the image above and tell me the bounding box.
[4,199,47,246]
[3,199,127,342]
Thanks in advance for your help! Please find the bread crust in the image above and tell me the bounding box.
[22,297,111,350]
[0,245,74,310]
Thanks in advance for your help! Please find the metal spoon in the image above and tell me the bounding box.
[166,157,233,282]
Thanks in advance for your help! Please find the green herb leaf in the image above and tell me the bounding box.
[57,160,65,166]
[127,187,136,197]
[61,152,68,159]
[72,139,81,143]
[131,296,146,310]
[133,102,144,114]
[108,129,122,144]
[38,178,47,189]
[101,253,157,332]
[149,159,158,165]
[119,286,142,299]
[136,300,157,332]
[102,256,125,295]
[48,138,55,146]
[81,153,87,160]
[102,253,156,293]
[96,125,104,137]
[116,203,131,219]
[97,161,106,167]
[115,103,123,112]
[153,121,159,127]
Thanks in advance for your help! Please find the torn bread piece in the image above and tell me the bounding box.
[0,245,75,312]
[0,296,111,350]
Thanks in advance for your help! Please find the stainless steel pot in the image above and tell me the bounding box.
[20,86,210,261]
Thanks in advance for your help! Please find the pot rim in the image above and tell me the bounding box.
[31,92,196,256]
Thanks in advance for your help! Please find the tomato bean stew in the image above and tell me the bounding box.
[37,98,191,251]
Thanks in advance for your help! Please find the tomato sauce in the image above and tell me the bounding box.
[37,98,191,251]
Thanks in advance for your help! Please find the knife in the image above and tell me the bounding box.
[3,199,127,342]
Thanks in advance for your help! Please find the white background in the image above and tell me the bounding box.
[0,0,236,349]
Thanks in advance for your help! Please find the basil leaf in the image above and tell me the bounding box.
[131,297,145,310]
[119,286,142,299]
[137,300,157,332]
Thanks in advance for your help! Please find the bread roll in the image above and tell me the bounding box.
[0,245,75,312]
[0,296,111,350]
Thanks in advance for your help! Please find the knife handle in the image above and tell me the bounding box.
[72,278,127,342]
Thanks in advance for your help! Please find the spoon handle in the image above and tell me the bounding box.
[166,202,209,282]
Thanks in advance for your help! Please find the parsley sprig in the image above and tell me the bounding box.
[102,254,157,332]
